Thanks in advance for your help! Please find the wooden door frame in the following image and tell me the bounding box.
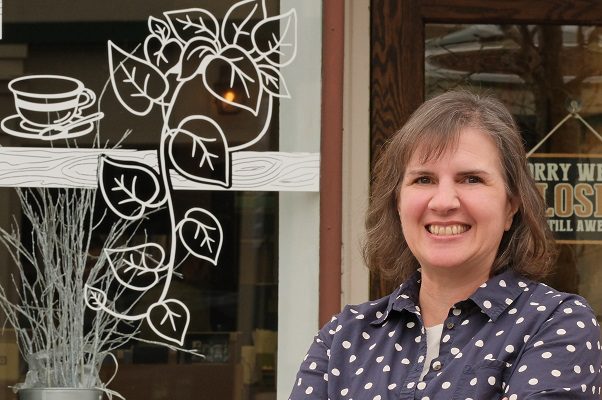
[370,0,602,297]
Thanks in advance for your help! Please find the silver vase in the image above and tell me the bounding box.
[18,388,103,400]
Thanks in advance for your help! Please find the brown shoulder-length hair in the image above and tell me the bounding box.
[363,90,556,285]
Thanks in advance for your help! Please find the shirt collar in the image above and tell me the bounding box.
[468,268,529,321]
[370,268,529,325]
[370,271,422,326]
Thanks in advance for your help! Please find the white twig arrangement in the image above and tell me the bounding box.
[0,186,149,396]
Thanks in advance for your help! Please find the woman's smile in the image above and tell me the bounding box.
[426,223,470,236]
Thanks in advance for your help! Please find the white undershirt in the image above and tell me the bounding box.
[419,324,443,380]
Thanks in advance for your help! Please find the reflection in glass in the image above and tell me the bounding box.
[426,23,602,324]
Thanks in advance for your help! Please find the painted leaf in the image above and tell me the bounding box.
[258,64,290,98]
[146,299,190,345]
[105,243,167,291]
[203,46,263,116]
[164,9,219,44]
[176,207,223,265]
[98,156,165,221]
[85,285,107,311]
[167,115,230,187]
[148,16,171,41]
[178,37,217,82]
[143,36,183,75]
[252,9,297,67]
[108,41,169,116]
[221,0,266,47]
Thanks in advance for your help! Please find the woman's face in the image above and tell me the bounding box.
[397,126,517,276]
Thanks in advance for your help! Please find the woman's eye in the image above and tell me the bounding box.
[464,175,482,184]
[416,176,432,184]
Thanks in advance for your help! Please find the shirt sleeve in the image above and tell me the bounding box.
[503,297,602,399]
[288,315,338,400]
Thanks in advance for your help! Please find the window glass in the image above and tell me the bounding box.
[0,1,286,399]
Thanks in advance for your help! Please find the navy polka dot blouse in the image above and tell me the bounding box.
[289,269,602,399]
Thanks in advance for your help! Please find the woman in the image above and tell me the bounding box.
[289,91,602,399]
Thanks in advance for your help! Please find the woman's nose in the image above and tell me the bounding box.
[428,181,460,213]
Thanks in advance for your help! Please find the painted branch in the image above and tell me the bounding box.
[0,148,320,192]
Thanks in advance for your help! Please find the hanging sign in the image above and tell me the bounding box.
[528,153,602,244]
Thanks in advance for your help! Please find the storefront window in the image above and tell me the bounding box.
[0,1,321,399]
[426,23,602,322]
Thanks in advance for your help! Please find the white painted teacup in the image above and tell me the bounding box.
[9,75,96,128]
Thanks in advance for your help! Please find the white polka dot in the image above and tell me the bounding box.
[537,305,546,311]
[341,388,349,395]
[335,324,342,332]
[350,355,356,362]
[488,376,496,385]
[499,279,507,287]
[563,307,573,314]
[475,340,484,347]
[355,368,364,375]
[461,319,470,325]
[454,352,463,359]
[574,365,582,374]
[505,345,515,353]
[364,382,373,389]
[418,355,425,363]
[442,382,451,389]
[305,386,313,394]
[518,365,527,372]
[518,281,527,287]
[376,356,384,363]
[309,362,317,370]
[556,329,566,335]
[362,331,370,339]
[383,365,390,372]
[373,396,381,400]
[415,336,421,343]
[552,370,561,377]
[369,343,376,350]
[483,300,492,309]
[388,383,396,390]
[529,378,538,385]
[417,382,426,390]
[332,368,340,376]
[496,330,505,336]
[542,352,552,359]
[442,334,450,343]
[566,345,576,352]
[297,378,302,386]
[586,341,592,350]
[470,378,477,386]
[407,382,415,389]
[577,321,585,328]
[508,308,517,314]
[356,314,365,319]
[505,298,512,305]
[375,311,383,318]
[534,340,544,347]
[509,395,517,400]
[395,343,402,351]
[342,341,351,349]
[451,347,459,355]
[591,365,596,374]
[516,317,524,324]
[406,321,415,328]
[453,308,462,316]
[388,330,395,337]
[401,358,410,364]
[523,335,530,343]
